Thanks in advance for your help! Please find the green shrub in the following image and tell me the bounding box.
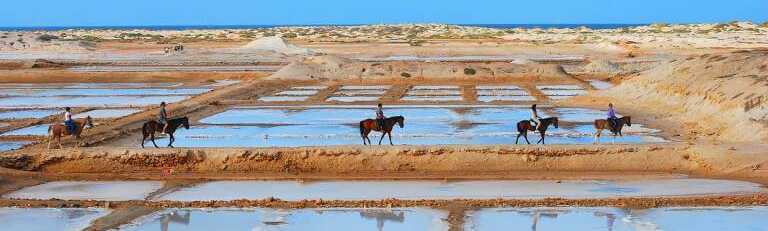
[464,68,476,75]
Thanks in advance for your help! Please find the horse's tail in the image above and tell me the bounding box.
[359,120,365,137]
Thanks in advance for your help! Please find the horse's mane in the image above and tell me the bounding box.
[168,117,188,123]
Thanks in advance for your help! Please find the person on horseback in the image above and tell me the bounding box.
[530,104,542,131]
[375,103,385,129]
[159,102,169,135]
[607,103,618,132]
[63,107,75,134]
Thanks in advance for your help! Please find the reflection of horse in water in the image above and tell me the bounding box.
[359,209,405,231]
[160,210,191,231]
[518,209,618,231]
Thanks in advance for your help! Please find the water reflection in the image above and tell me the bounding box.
[466,207,768,231]
[359,209,406,231]
[159,211,191,231]
[121,208,446,231]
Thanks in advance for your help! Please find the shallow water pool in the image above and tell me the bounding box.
[151,106,663,147]
[0,124,50,136]
[3,181,163,201]
[0,88,209,97]
[119,208,447,231]
[0,95,188,108]
[0,207,109,231]
[465,206,768,231]
[0,109,58,120]
[0,141,29,152]
[75,108,141,119]
[155,179,762,201]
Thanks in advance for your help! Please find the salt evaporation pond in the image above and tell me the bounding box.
[74,108,141,119]
[155,179,762,201]
[0,124,50,136]
[144,106,665,147]
[0,109,58,120]
[0,207,109,231]
[465,206,768,231]
[0,95,188,108]
[118,208,447,231]
[0,88,209,97]
[0,141,29,152]
[3,181,163,201]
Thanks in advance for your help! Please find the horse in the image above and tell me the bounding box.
[141,117,190,148]
[359,116,405,145]
[593,116,632,143]
[47,116,93,149]
[515,117,559,145]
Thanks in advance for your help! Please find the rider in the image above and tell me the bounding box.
[607,103,618,132]
[375,103,385,129]
[63,107,74,134]
[159,102,169,135]
[530,104,542,131]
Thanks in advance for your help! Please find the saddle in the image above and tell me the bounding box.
[373,118,386,130]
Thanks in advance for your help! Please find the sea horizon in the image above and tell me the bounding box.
[0,23,650,31]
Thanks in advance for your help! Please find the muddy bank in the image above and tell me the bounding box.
[2,193,768,210]
[3,144,765,180]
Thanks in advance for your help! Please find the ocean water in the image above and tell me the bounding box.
[0,24,646,31]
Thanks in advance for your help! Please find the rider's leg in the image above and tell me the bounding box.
[161,122,169,135]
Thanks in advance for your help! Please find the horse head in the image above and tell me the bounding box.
[396,116,405,128]
[552,117,559,128]
[624,116,632,127]
[181,117,190,129]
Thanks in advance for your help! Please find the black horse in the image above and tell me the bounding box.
[141,117,190,148]
[515,117,559,144]
[359,116,405,145]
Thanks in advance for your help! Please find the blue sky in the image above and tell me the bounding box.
[1,0,767,27]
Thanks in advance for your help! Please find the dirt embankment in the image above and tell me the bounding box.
[268,55,578,82]
[601,50,768,143]
[3,144,767,182]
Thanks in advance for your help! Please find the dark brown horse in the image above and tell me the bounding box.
[593,116,631,143]
[141,117,190,148]
[47,116,93,149]
[359,116,405,145]
[515,117,559,144]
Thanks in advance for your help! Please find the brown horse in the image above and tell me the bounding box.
[141,117,190,148]
[359,116,405,145]
[47,116,93,149]
[593,116,632,143]
[515,117,559,144]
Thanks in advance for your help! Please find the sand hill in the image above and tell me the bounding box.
[240,36,311,55]
[603,50,768,142]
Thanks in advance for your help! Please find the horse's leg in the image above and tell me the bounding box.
[168,134,174,148]
[57,135,62,149]
[361,130,367,145]
[141,132,147,148]
[151,132,159,148]
[362,129,370,145]
[537,131,545,144]
[524,131,531,144]
[594,128,601,144]
[515,133,520,144]
[388,132,393,146]
[378,132,386,145]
